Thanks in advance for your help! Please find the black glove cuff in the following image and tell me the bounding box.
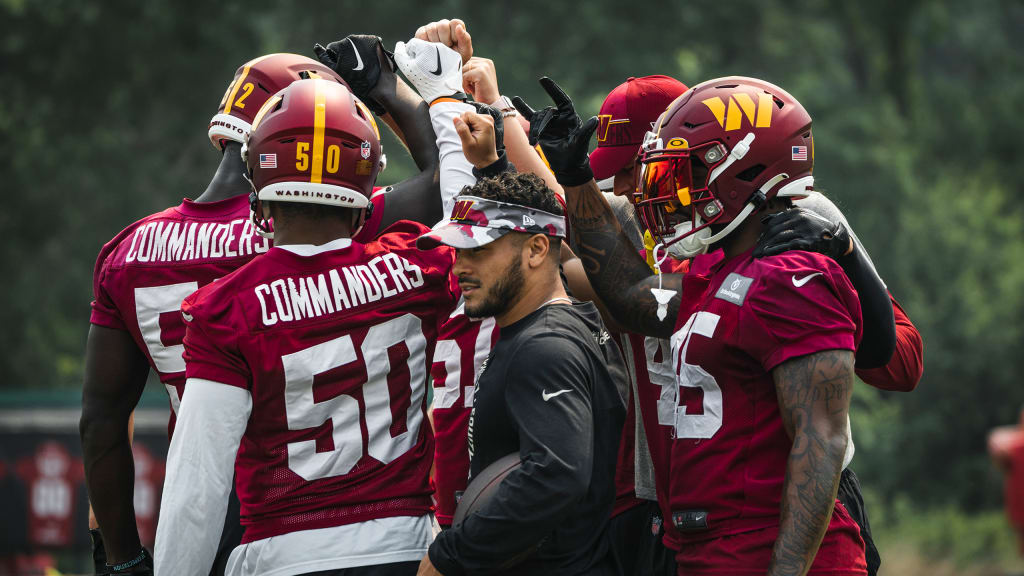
[91,529,109,574]
[472,151,515,180]
[107,548,152,573]
[553,163,595,187]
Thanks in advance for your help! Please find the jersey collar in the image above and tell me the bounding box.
[276,238,353,257]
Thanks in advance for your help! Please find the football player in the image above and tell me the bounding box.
[521,75,876,575]
[584,75,693,576]
[586,76,923,576]
[154,77,457,576]
[81,53,347,576]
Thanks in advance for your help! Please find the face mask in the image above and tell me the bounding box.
[664,220,711,258]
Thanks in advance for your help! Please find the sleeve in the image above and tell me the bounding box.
[181,289,250,389]
[429,99,477,218]
[836,241,896,369]
[741,255,862,371]
[855,296,924,391]
[376,222,460,311]
[90,243,127,330]
[428,335,595,575]
[154,378,251,576]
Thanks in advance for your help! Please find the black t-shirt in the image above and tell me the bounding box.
[429,301,627,576]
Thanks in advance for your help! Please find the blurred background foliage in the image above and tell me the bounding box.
[2,0,1023,571]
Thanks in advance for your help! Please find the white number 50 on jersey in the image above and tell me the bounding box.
[282,314,427,481]
[669,311,723,439]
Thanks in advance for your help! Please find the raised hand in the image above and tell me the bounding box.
[453,110,501,169]
[393,38,464,105]
[414,18,473,64]
[312,34,394,115]
[512,77,598,186]
[462,57,500,104]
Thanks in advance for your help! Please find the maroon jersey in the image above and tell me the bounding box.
[429,306,498,525]
[610,378,643,517]
[667,248,863,567]
[181,221,458,542]
[90,196,270,435]
[620,254,704,548]
[90,194,387,437]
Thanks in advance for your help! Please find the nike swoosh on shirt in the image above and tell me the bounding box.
[542,389,572,402]
[181,311,194,322]
[349,38,364,71]
[792,273,823,287]
[429,48,442,75]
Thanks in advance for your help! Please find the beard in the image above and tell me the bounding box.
[464,254,525,319]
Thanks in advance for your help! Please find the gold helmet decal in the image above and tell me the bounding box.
[701,92,774,131]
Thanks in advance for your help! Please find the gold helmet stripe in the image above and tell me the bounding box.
[310,80,328,184]
[223,54,275,114]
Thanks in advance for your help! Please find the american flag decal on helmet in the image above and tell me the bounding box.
[259,153,277,169]
[791,146,807,161]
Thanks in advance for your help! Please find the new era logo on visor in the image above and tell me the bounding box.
[523,215,536,226]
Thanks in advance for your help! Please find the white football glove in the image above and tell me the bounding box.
[393,38,464,104]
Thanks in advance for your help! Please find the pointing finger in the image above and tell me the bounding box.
[539,76,572,108]
[511,96,535,120]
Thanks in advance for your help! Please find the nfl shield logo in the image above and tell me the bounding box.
[361,140,371,159]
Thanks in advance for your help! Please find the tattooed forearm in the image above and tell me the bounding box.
[563,181,682,337]
[769,350,855,576]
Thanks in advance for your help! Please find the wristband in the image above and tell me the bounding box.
[107,548,151,573]
[490,96,518,118]
[429,92,471,106]
[553,164,594,188]
[472,150,515,180]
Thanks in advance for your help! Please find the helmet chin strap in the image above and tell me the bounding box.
[245,173,275,240]
[700,172,790,247]
[708,132,755,184]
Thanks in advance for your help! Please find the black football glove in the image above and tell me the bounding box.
[313,35,394,116]
[754,207,851,259]
[471,102,506,156]
[511,77,598,187]
[106,548,153,576]
[90,529,109,575]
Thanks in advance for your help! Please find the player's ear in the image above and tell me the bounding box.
[524,234,550,269]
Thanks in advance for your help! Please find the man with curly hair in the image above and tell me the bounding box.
[416,172,625,576]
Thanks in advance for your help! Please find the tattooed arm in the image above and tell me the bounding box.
[769,349,854,576]
[564,180,682,338]
[511,77,682,337]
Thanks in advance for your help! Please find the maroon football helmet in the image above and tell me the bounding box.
[208,53,345,150]
[243,78,385,236]
[634,76,815,256]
